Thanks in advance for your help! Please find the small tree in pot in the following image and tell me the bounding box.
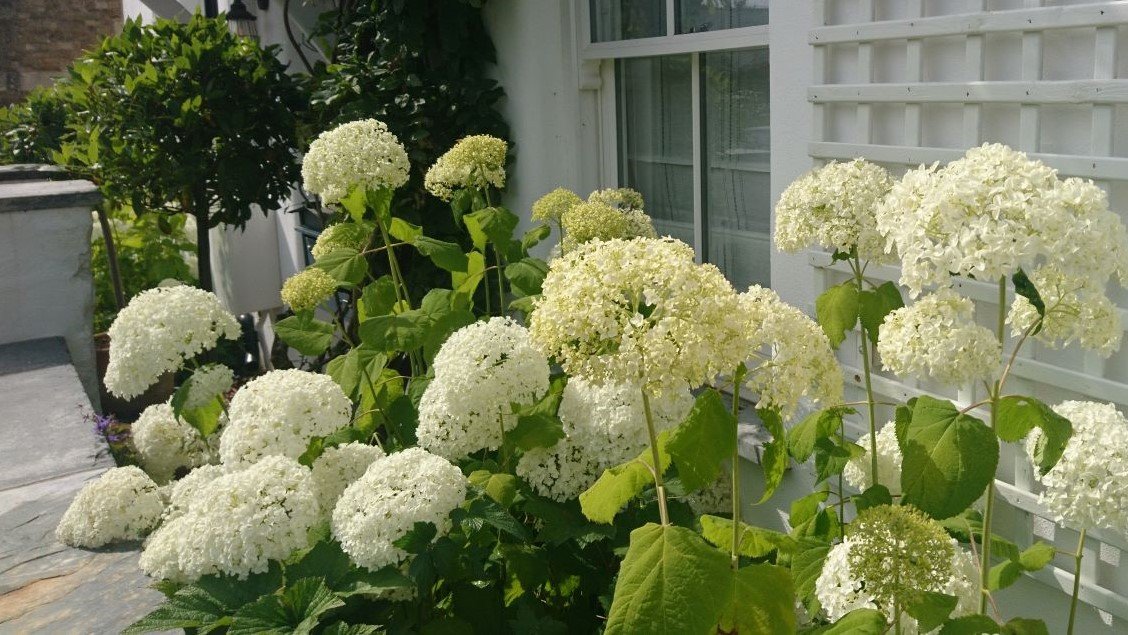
[58,14,305,291]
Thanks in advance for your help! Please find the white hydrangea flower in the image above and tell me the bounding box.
[424,135,507,201]
[738,286,844,420]
[1028,401,1128,535]
[302,119,410,205]
[843,422,902,496]
[219,369,352,467]
[163,464,227,523]
[416,318,550,460]
[877,289,1000,385]
[311,442,386,514]
[332,448,467,571]
[816,505,979,634]
[516,378,693,501]
[183,364,234,410]
[104,286,240,399]
[1009,264,1123,357]
[774,159,894,263]
[139,456,320,582]
[132,403,219,484]
[588,187,645,211]
[816,538,979,635]
[529,237,746,394]
[311,222,371,261]
[532,188,582,224]
[56,466,165,548]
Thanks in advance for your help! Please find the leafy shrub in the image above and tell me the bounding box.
[0,85,69,164]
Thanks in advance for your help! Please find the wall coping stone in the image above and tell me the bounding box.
[0,178,100,213]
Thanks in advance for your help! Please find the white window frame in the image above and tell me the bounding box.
[576,0,770,264]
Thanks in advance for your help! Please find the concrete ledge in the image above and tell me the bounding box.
[0,179,101,214]
[0,165,69,183]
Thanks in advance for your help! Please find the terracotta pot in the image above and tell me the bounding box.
[94,333,175,421]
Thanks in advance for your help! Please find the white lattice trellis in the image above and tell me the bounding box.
[808,0,1128,626]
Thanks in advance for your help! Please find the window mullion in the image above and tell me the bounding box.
[666,0,676,37]
[690,51,704,263]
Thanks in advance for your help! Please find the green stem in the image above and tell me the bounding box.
[853,257,880,485]
[493,244,507,315]
[980,277,1007,614]
[731,373,743,570]
[498,407,509,470]
[641,386,669,526]
[1067,529,1087,635]
[376,219,421,375]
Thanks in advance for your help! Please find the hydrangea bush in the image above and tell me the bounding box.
[60,131,1128,633]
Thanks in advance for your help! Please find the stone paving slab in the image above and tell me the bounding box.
[0,339,164,633]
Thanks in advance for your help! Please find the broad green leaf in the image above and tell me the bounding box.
[997,396,1072,474]
[789,491,841,541]
[815,281,860,348]
[699,515,799,557]
[507,380,566,451]
[358,311,429,352]
[791,539,832,613]
[988,541,1056,590]
[325,346,387,400]
[788,407,853,462]
[808,608,887,634]
[813,438,864,485]
[335,566,414,598]
[521,224,551,251]
[579,431,671,524]
[904,590,958,632]
[275,313,334,356]
[413,236,469,272]
[604,524,731,635]
[339,187,368,223]
[1003,618,1050,635]
[900,396,999,520]
[313,248,367,286]
[461,495,531,540]
[388,217,422,243]
[1012,269,1045,336]
[452,250,486,302]
[122,586,232,634]
[366,188,394,224]
[522,496,615,547]
[422,308,476,365]
[758,407,789,503]
[322,623,380,635]
[853,484,893,512]
[858,281,904,344]
[465,206,520,249]
[469,470,520,508]
[504,257,549,297]
[718,564,796,635]
[939,614,1003,634]
[284,539,351,589]
[228,577,343,635]
[170,373,224,438]
[1018,541,1056,570]
[358,276,398,321]
[667,389,736,492]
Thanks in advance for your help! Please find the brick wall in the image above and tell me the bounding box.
[0,0,123,106]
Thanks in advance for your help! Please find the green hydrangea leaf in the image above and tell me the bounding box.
[858,281,904,345]
[313,248,367,286]
[504,257,549,297]
[275,313,334,356]
[809,608,887,634]
[228,577,343,635]
[667,389,736,492]
[718,564,796,635]
[996,396,1072,475]
[815,280,860,348]
[904,590,958,632]
[413,236,469,272]
[579,431,671,524]
[788,407,854,462]
[604,523,730,635]
[899,396,999,520]
[699,515,799,558]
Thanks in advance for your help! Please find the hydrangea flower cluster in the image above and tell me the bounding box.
[738,286,843,419]
[132,403,218,484]
[311,442,386,514]
[332,448,467,571]
[877,289,1000,385]
[877,144,1128,305]
[588,187,645,211]
[183,363,234,410]
[104,286,240,399]
[56,466,165,548]
[311,222,371,261]
[530,238,745,394]
[531,187,582,224]
[219,370,352,467]
[140,456,320,582]
[1009,266,1123,357]
[301,119,410,205]
[281,267,339,312]
[424,134,507,201]
[516,378,693,501]
[815,505,979,633]
[774,159,894,263]
[162,464,227,523]
[843,422,902,496]
[417,318,550,460]
[560,201,657,252]
[1028,401,1128,534]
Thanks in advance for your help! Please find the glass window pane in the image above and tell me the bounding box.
[616,56,694,246]
[703,48,770,289]
[590,0,667,42]
[676,0,768,33]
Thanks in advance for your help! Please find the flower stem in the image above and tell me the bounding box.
[493,244,507,315]
[853,257,881,489]
[731,371,744,570]
[980,277,1007,614]
[641,387,669,526]
[376,218,421,375]
[1067,528,1087,635]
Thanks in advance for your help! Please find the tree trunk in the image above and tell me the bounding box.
[95,204,126,310]
[196,209,213,292]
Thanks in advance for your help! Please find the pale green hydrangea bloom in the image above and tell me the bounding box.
[280,267,339,312]
[532,187,582,224]
[302,119,410,205]
[424,134,508,201]
[588,187,645,211]
[312,222,370,261]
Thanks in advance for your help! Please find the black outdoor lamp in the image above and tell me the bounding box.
[226,0,259,39]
